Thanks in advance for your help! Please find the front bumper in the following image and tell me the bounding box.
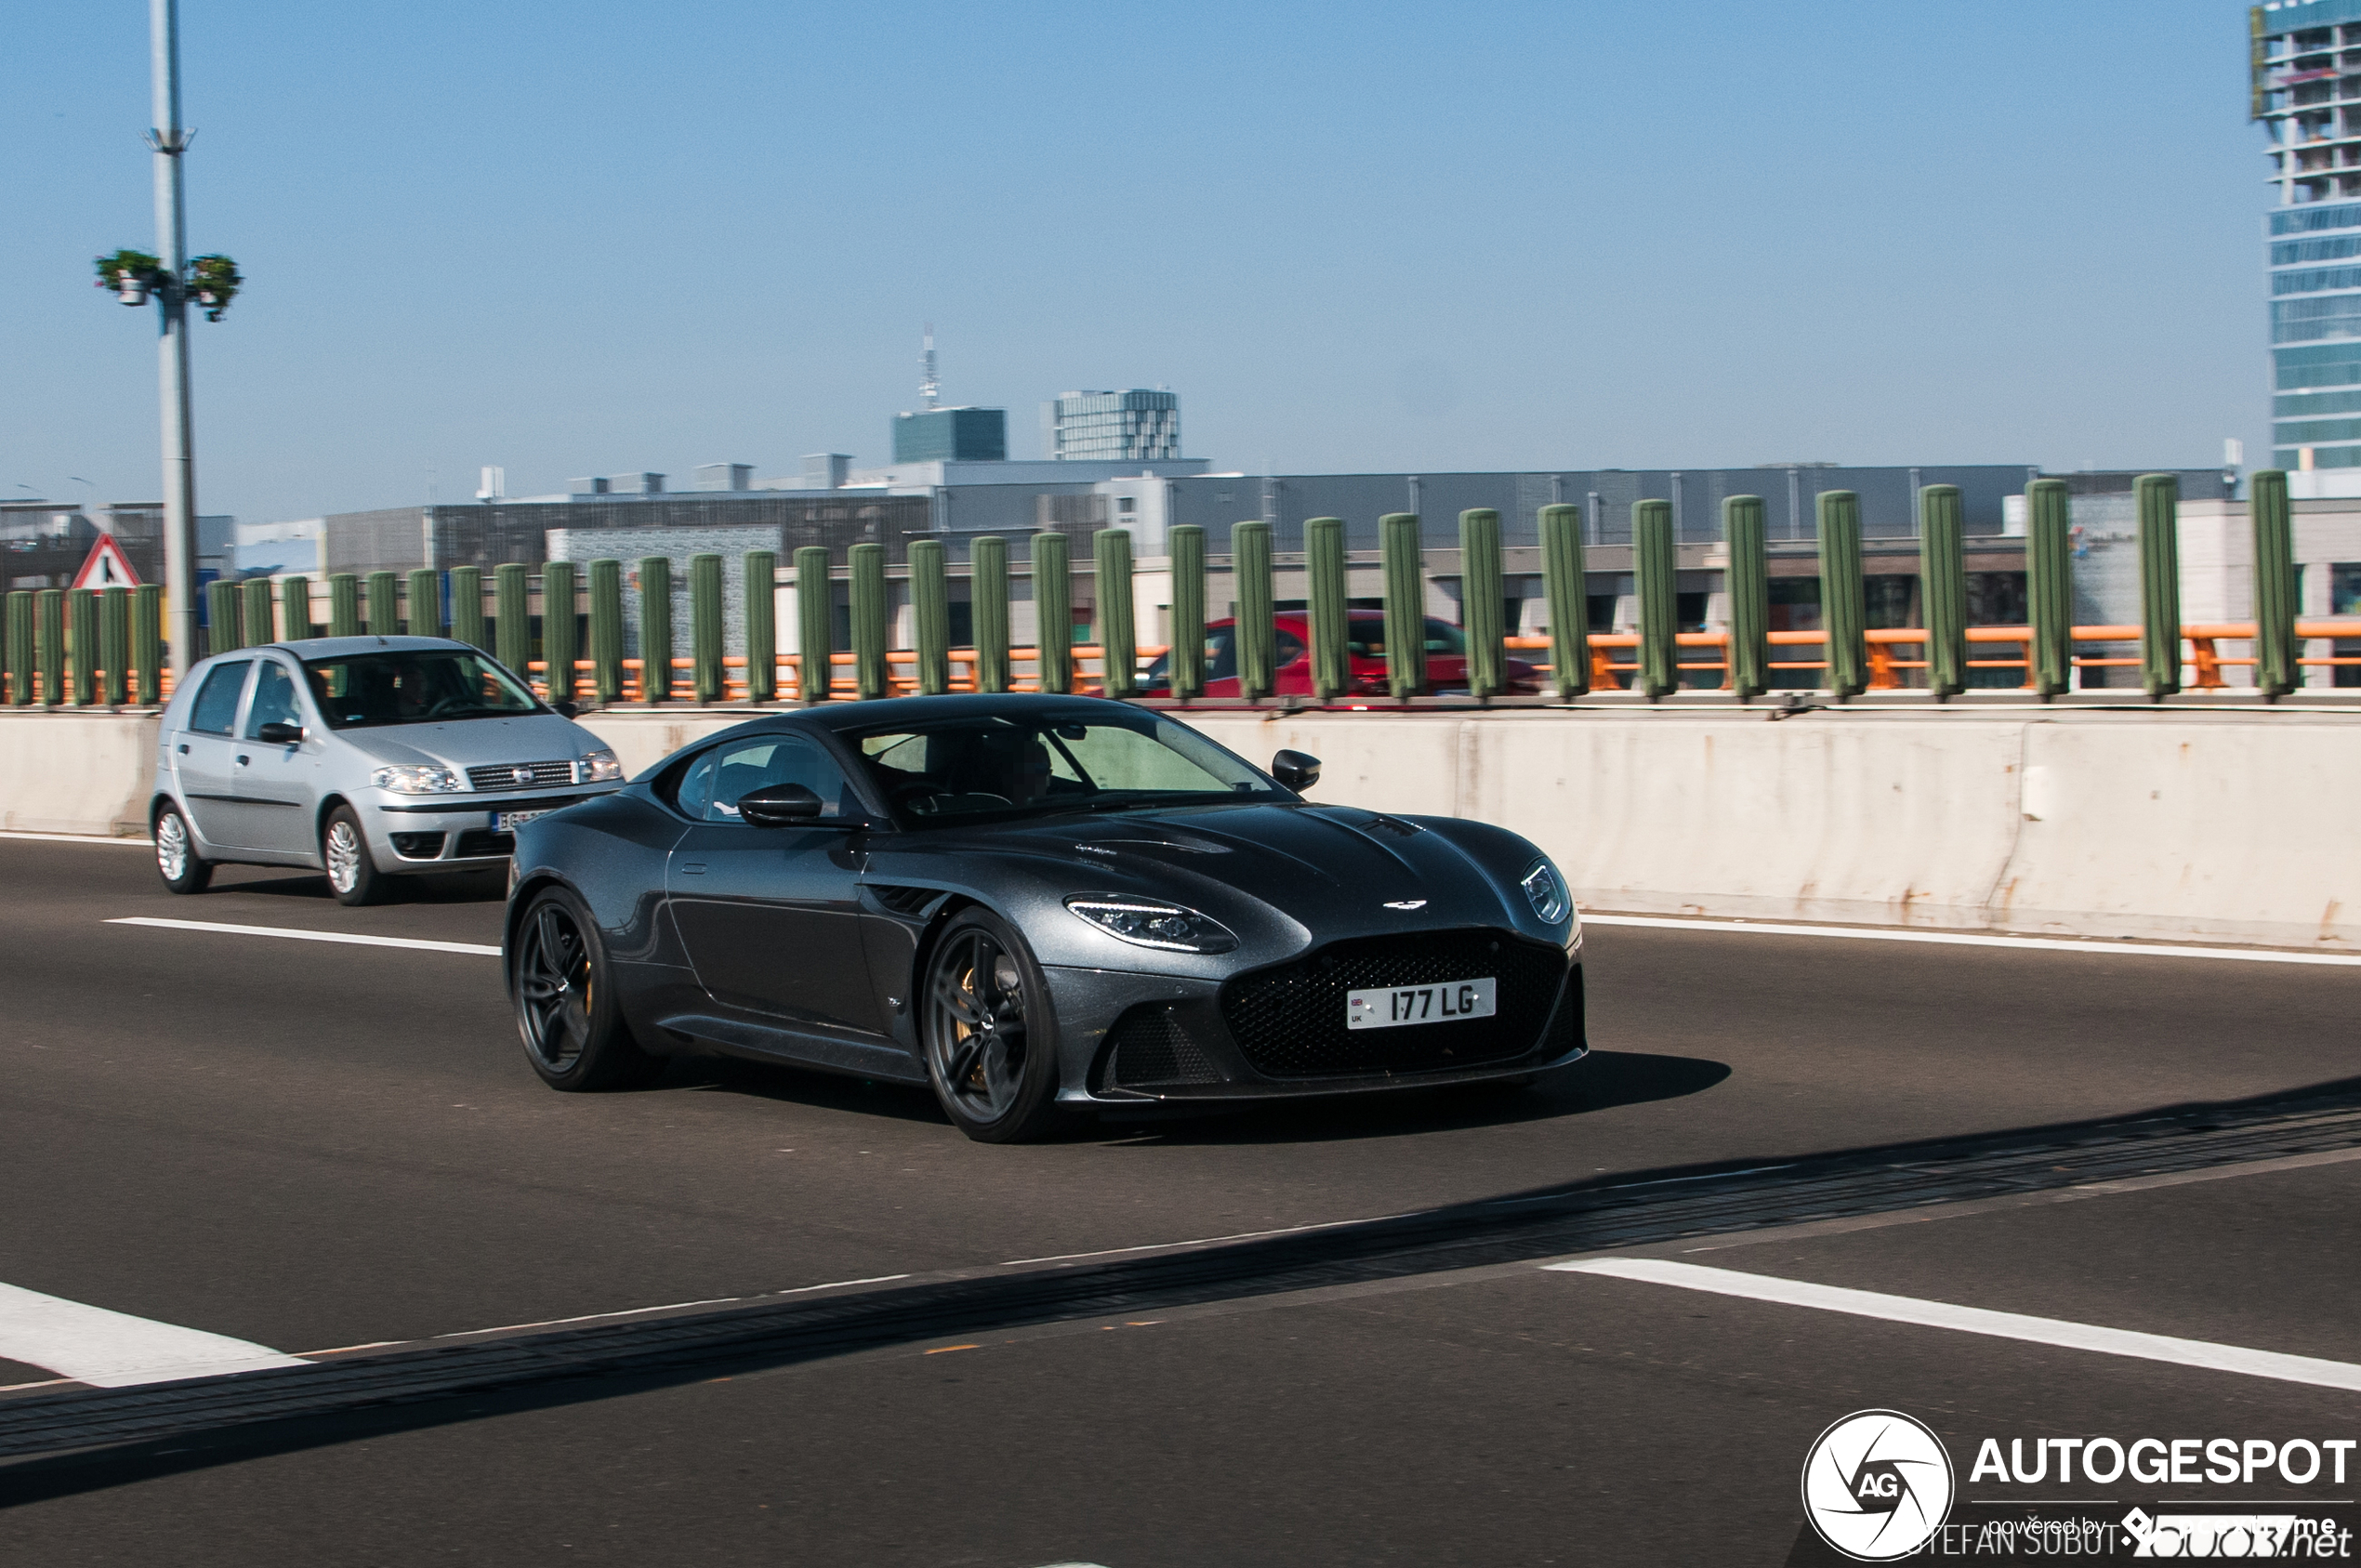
[363,785,620,872]
[1045,955,1587,1105]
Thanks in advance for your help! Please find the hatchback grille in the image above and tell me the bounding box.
[1219,929,1569,1078]
[467,760,574,791]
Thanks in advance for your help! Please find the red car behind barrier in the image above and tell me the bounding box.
[1138,612,1540,698]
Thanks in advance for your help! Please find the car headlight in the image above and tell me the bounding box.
[1065,895,1238,955]
[371,764,463,795]
[579,749,623,783]
[1521,859,1571,924]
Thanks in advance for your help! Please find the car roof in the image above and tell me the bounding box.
[797,692,1139,732]
[271,636,481,659]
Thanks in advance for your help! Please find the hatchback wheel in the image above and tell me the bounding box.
[152,803,212,894]
[921,909,1064,1143]
[321,805,390,906]
[510,886,663,1090]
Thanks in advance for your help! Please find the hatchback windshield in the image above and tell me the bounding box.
[304,650,541,729]
[849,712,1286,824]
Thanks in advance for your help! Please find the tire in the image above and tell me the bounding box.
[321,804,391,906]
[152,802,212,894]
[510,884,664,1091]
[920,907,1065,1143]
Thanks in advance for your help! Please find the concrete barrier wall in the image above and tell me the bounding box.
[7,704,2353,950]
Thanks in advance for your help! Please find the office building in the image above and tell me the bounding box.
[1046,389,1181,463]
[892,406,1008,464]
[2257,1,2361,471]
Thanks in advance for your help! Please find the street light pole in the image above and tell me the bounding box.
[150,0,198,679]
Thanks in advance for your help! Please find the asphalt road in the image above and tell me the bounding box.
[3,835,2357,1563]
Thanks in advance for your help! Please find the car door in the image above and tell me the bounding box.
[171,659,253,849]
[664,733,886,1035]
[231,656,323,856]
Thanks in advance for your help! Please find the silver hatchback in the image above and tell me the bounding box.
[149,636,626,904]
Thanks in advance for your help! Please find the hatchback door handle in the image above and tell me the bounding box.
[235,755,250,766]
[177,744,189,754]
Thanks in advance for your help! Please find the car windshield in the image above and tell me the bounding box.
[304,650,541,729]
[849,712,1286,824]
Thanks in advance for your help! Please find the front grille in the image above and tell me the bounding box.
[1102,1005,1226,1089]
[389,832,446,860]
[467,760,574,791]
[454,829,516,858]
[1220,929,1569,1079]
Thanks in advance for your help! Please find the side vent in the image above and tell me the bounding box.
[1364,813,1421,837]
[867,884,942,917]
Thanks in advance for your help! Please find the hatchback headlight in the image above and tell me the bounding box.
[579,748,623,783]
[1065,895,1238,955]
[1521,859,1571,924]
[371,764,463,795]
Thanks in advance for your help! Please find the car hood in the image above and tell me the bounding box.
[333,713,600,772]
[864,800,1550,974]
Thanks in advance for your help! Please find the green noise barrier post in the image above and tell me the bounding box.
[970,537,1009,695]
[2250,468,2299,700]
[1231,520,1274,702]
[1094,529,1137,700]
[495,563,530,678]
[2137,473,2182,701]
[589,559,624,704]
[328,573,361,639]
[634,559,667,704]
[365,572,398,639]
[1633,499,1678,701]
[242,578,273,650]
[1722,495,1770,702]
[281,576,312,642]
[133,584,162,705]
[70,588,99,706]
[1380,512,1426,700]
[1919,484,1968,700]
[690,553,724,704]
[849,543,887,701]
[1816,490,1867,700]
[448,567,486,652]
[910,539,950,697]
[1304,517,1349,702]
[404,568,443,639]
[38,589,66,705]
[743,550,777,703]
[795,547,832,704]
[1459,508,1506,701]
[206,580,240,654]
[100,586,129,706]
[1031,533,1072,695]
[543,561,579,705]
[7,590,34,705]
[2025,480,2074,699]
[1167,525,1206,700]
[1539,503,1589,701]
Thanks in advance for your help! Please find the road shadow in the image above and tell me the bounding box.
[671,1056,952,1127]
[201,868,505,904]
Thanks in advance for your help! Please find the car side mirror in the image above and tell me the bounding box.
[1272,749,1321,791]
[549,698,581,718]
[736,783,825,827]
[257,721,304,744]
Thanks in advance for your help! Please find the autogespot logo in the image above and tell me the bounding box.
[1802,1409,1958,1561]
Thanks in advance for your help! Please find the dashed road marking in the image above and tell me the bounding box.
[0,831,150,846]
[1549,1258,2361,1391]
[0,1281,308,1389]
[1581,914,2361,966]
[106,916,501,956]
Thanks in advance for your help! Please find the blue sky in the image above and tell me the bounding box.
[0,1,2272,521]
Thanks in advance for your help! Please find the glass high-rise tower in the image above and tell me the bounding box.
[2257,1,2361,470]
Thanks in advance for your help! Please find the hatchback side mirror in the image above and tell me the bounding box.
[256,721,304,744]
[1272,749,1321,791]
[736,783,825,827]
[549,698,581,718]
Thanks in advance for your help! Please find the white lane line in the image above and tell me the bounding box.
[106,916,501,956]
[1581,914,2361,968]
[1548,1258,2361,1392]
[0,1281,310,1389]
[0,830,151,846]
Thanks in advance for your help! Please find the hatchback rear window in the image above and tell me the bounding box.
[188,661,250,735]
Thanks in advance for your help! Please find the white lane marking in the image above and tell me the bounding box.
[1003,1216,1414,1268]
[0,1281,309,1389]
[1581,914,2361,967]
[0,830,151,846]
[1549,1258,2361,1392]
[106,916,501,956]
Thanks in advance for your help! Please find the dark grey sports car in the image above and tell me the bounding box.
[503,693,1586,1141]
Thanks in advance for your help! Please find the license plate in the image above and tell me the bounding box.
[1346,977,1497,1030]
[495,809,552,832]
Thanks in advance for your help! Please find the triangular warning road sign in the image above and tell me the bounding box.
[71,534,142,590]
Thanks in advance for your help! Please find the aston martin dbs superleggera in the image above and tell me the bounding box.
[503,694,1586,1141]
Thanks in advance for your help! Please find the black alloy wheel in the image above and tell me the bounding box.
[511,886,661,1091]
[152,802,212,894]
[922,908,1063,1142]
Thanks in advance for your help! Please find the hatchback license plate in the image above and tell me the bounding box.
[495,809,551,832]
[1345,977,1497,1030]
